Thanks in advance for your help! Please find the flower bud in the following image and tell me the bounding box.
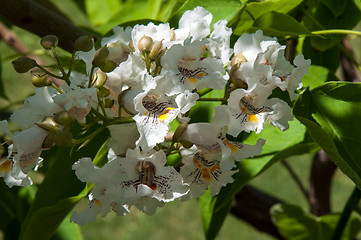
[230,64,247,88]
[97,87,110,98]
[173,123,188,142]
[31,69,52,87]
[40,35,58,50]
[170,28,175,41]
[42,135,55,149]
[12,57,37,73]
[104,99,114,108]
[93,70,107,88]
[74,35,94,52]
[149,39,163,61]
[92,47,118,72]
[137,35,153,52]
[54,129,73,147]
[54,111,73,126]
[179,139,193,148]
[128,40,135,52]
[231,52,247,67]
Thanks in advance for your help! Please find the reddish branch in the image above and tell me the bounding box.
[0,0,96,53]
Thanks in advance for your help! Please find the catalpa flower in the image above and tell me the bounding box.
[180,146,236,199]
[161,38,228,95]
[132,77,198,151]
[0,120,47,187]
[224,84,293,136]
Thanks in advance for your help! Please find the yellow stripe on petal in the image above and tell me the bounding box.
[0,160,11,172]
[158,108,175,121]
[224,141,238,153]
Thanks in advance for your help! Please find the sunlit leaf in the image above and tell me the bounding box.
[253,11,311,37]
[293,82,361,189]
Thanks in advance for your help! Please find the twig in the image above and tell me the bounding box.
[281,160,309,200]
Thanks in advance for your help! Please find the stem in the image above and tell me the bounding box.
[281,160,309,200]
[73,125,106,144]
[52,83,63,94]
[51,48,67,79]
[312,29,361,37]
[197,88,213,97]
[36,64,62,79]
[331,187,361,240]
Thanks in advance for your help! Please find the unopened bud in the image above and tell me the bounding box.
[54,111,72,126]
[231,52,247,67]
[42,135,55,149]
[31,69,52,87]
[54,129,73,147]
[149,39,163,60]
[173,123,188,141]
[137,35,153,52]
[93,70,107,88]
[230,64,247,88]
[92,47,117,72]
[12,57,37,73]
[40,35,58,50]
[104,99,114,108]
[74,35,94,52]
[179,139,193,148]
[35,121,58,134]
[97,87,110,98]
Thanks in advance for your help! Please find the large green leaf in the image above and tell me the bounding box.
[271,203,361,240]
[253,11,311,37]
[232,0,303,35]
[85,0,122,26]
[19,127,109,240]
[200,118,319,240]
[293,82,361,189]
[319,0,347,17]
[301,65,335,90]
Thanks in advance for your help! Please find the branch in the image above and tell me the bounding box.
[308,150,337,216]
[0,0,97,53]
[231,185,286,240]
[340,38,361,83]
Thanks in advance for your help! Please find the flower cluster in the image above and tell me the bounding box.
[0,7,310,224]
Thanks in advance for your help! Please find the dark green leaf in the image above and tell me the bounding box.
[253,11,311,37]
[0,54,9,100]
[232,0,303,35]
[293,82,361,189]
[271,203,361,240]
[319,0,347,17]
[85,0,122,26]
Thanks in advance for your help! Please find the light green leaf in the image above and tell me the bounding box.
[232,0,303,35]
[293,82,361,189]
[85,0,122,26]
[271,203,361,240]
[51,214,83,240]
[253,11,311,37]
[302,65,331,90]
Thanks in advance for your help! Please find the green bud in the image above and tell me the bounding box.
[54,129,73,147]
[173,123,188,141]
[40,35,58,50]
[35,121,58,134]
[93,70,107,88]
[92,47,117,72]
[31,69,52,87]
[104,99,114,108]
[149,39,163,61]
[42,135,55,149]
[97,87,110,98]
[179,139,193,148]
[74,35,94,52]
[54,111,73,127]
[137,35,153,52]
[12,57,37,73]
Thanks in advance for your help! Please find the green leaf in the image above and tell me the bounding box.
[253,11,311,37]
[85,0,122,26]
[189,89,224,123]
[301,65,332,90]
[200,119,318,240]
[19,127,109,240]
[271,203,361,240]
[232,0,303,35]
[309,0,361,51]
[0,54,8,100]
[319,0,347,17]
[293,82,361,189]
[51,214,83,240]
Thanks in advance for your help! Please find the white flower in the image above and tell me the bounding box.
[132,77,198,151]
[174,6,212,42]
[101,26,132,47]
[10,87,62,129]
[161,38,228,95]
[208,20,233,66]
[180,146,236,199]
[0,121,47,187]
[107,123,139,156]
